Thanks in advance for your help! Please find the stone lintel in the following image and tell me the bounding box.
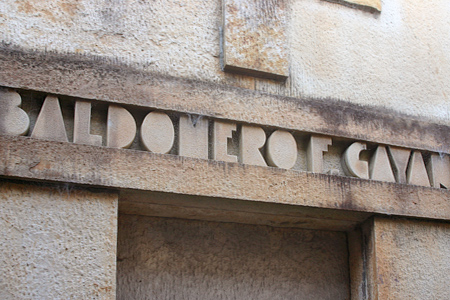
[1,136,450,222]
[120,190,371,231]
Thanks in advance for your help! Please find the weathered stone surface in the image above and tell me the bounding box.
[325,0,381,11]
[349,0,381,10]
[0,88,29,136]
[0,2,449,299]
[350,217,450,299]
[348,218,380,300]
[342,142,369,179]
[307,135,332,173]
[107,105,137,149]
[0,181,118,299]
[213,120,238,163]
[140,111,174,154]
[117,214,349,300]
[266,130,297,169]
[179,115,209,159]
[222,0,288,80]
[372,217,450,299]
[119,190,371,231]
[239,125,267,166]
[1,1,450,125]
[1,48,450,154]
[1,136,450,221]
[31,95,68,142]
[74,100,102,146]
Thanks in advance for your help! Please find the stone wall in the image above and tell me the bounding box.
[373,217,450,299]
[1,0,450,299]
[1,0,449,123]
[0,181,118,299]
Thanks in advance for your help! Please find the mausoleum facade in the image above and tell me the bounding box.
[1,0,450,299]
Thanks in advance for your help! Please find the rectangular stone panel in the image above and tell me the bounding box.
[349,217,450,299]
[0,181,118,299]
[373,217,450,299]
[222,0,288,80]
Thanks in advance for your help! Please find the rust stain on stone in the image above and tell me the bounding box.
[16,1,34,14]
[16,0,79,22]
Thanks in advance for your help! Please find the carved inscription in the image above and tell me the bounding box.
[31,96,68,142]
[342,142,369,179]
[141,111,175,154]
[370,146,395,183]
[107,105,137,148]
[1,89,448,189]
[0,88,29,136]
[427,154,450,189]
[307,136,332,173]
[240,125,267,166]
[266,130,297,169]
[74,100,102,146]
[213,120,238,163]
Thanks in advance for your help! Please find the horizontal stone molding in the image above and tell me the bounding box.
[0,45,449,154]
[1,135,449,221]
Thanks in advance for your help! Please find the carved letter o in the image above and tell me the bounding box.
[140,111,174,154]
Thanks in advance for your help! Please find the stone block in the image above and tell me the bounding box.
[222,0,288,80]
[373,217,450,299]
[0,181,118,299]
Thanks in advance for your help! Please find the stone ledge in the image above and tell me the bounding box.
[1,135,449,221]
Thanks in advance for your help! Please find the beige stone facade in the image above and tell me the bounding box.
[1,0,450,299]
[0,182,117,299]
